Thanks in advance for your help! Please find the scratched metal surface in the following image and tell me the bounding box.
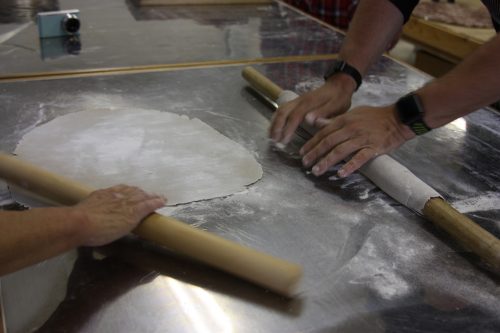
[0,0,342,76]
[0,59,500,332]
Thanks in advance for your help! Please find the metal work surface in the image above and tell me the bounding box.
[0,59,499,332]
[0,0,342,76]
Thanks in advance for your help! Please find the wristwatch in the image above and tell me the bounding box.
[323,60,362,91]
[395,93,432,135]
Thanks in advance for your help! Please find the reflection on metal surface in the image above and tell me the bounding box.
[165,278,233,333]
[0,22,31,44]
[0,0,343,76]
[39,35,81,60]
[449,117,467,131]
[1,251,78,333]
[0,0,59,23]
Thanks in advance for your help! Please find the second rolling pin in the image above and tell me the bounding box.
[0,152,302,297]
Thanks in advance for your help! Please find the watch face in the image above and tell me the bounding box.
[397,94,423,125]
[396,93,431,135]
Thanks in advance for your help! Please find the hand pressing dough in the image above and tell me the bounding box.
[14,109,263,206]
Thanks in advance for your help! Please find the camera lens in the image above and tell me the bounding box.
[62,13,80,34]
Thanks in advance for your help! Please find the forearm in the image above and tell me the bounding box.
[339,0,405,75]
[418,34,500,128]
[0,208,83,276]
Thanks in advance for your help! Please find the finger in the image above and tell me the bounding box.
[301,127,351,168]
[311,139,362,176]
[125,189,166,205]
[269,100,298,142]
[303,102,333,127]
[299,118,344,156]
[280,105,308,144]
[87,186,126,201]
[313,98,350,120]
[338,148,378,178]
[132,197,167,220]
[314,117,332,128]
[281,99,329,145]
[105,185,143,201]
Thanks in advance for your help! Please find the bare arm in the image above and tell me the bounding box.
[338,0,405,76]
[0,207,82,276]
[419,33,500,128]
[270,0,404,144]
[0,185,165,276]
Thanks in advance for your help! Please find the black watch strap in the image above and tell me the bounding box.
[396,93,432,135]
[324,60,362,91]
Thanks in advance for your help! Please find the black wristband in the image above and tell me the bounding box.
[324,60,362,91]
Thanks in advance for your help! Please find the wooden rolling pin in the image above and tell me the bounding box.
[242,66,500,273]
[0,152,302,297]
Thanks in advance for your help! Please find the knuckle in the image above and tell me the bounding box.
[323,151,339,165]
[344,123,359,134]
[324,134,338,147]
[331,146,347,158]
[350,149,372,166]
[129,205,140,217]
[304,150,317,163]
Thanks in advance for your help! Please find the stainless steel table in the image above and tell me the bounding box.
[0,0,342,77]
[0,58,499,332]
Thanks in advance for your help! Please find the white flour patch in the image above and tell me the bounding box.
[345,223,435,301]
[294,78,324,95]
[451,191,500,213]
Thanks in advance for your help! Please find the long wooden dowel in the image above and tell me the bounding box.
[242,66,500,272]
[0,153,302,296]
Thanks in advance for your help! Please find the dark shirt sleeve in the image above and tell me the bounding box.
[387,0,420,23]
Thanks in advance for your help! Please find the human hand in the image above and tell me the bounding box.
[73,185,166,247]
[300,104,414,177]
[269,76,355,145]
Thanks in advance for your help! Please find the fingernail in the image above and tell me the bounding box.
[338,169,347,178]
[312,165,321,176]
[299,147,304,155]
[274,142,286,150]
[305,113,315,125]
[302,157,310,166]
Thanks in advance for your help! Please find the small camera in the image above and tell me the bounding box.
[37,9,80,38]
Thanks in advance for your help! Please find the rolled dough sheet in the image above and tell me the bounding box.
[13,108,263,206]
